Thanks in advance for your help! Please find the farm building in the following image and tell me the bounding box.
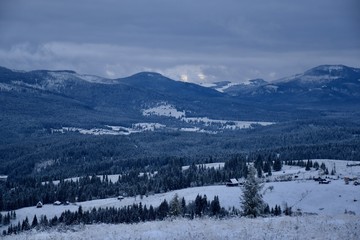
[36,201,43,208]
[226,178,239,187]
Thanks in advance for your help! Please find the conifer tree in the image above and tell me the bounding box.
[305,159,311,171]
[241,166,265,217]
[273,159,282,171]
[31,215,38,228]
[210,196,221,216]
[169,194,181,217]
[21,217,30,231]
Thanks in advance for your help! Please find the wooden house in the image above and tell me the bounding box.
[36,201,43,208]
[226,178,239,187]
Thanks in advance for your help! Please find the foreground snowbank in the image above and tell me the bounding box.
[4,215,359,240]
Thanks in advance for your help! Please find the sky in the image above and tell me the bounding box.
[0,0,359,84]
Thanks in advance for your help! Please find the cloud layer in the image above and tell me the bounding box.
[0,0,359,83]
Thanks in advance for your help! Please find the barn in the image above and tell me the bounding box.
[226,178,239,187]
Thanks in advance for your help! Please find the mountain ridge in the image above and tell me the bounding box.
[1,64,360,179]
[218,65,360,103]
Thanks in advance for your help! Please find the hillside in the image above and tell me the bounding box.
[1,65,360,179]
[2,159,360,239]
[4,215,359,240]
[222,65,360,106]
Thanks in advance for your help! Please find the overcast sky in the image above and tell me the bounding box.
[0,0,359,83]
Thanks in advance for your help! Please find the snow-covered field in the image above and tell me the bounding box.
[142,103,274,131]
[51,103,275,136]
[51,123,166,136]
[4,215,359,240]
[2,159,360,239]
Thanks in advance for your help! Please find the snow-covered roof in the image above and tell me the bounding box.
[229,178,239,184]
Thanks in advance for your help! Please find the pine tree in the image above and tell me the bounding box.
[31,215,38,228]
[273,160,282,171]
[169,194,181,217]
[181,197,186,216]
[313,161,319,170]
[305,159,311,171]
[40,215,48,226]
[241,166,265,218]
[157,199,169,220]
[21,217,30,231]
[210,196,221,216]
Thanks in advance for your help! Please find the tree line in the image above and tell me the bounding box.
[0,153,287,212]
[2,194,227,236]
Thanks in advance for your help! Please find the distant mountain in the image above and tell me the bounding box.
[1,65,360,179]
[220,65,360,104]
[221,78,268,95]
[1,64,359,140]
[1,66,282,143]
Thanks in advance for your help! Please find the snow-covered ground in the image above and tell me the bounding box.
[51,123,166,136]
[51,103,275,136]
[2,159,360,239]
[142,104,186,119]
[4,215,359,240]
[142,103,274,131]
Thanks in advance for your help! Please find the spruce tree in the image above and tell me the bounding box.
[21,217,30,231]
[305,159,311,171]
[273,159,282,171]
[241,166,265,218]
[169,194,181,217]
[210,196,221,216]
[31,215,38,228]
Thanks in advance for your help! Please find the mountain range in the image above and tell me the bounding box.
[212,65,360,103]
[1,64,360,178]
[1,64,359,127]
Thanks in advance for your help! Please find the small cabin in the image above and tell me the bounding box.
[226,178,239,187]
[117,196,124,201]
[36,201,43,208]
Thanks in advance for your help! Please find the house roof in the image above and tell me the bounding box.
[229,178,239,184]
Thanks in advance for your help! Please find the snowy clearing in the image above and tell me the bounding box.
[142,103,274,131]
[4,215,359,240]
[51,123,166,136]
[2,159,360,238]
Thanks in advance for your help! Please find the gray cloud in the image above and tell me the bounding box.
[0,0,359,83]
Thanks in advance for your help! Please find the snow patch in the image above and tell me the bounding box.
[142,104,185,119]
[142,103,274,131]
[183,117,273,130]
[199,82,217,88]
[216,82,241,92]
[264,85,279,92]
[0,83,14,91]
[52,123,166,136]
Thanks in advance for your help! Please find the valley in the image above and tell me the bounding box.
[1,65,360,239]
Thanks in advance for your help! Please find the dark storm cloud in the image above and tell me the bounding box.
[0,0,359,83]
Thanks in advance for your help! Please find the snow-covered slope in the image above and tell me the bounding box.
[2,159,359,233]
[4,215,359,240]
[214,65,360,100]
[2,159,360,239]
